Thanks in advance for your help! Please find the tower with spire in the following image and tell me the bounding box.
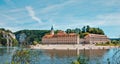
[50,25,54,35]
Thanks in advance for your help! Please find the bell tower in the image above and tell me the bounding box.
[50,25,54,35]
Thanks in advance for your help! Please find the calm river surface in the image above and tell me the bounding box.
[0,47,120,64]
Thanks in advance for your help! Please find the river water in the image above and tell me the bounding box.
[0,47,120,64]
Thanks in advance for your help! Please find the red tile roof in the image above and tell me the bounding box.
[43,31,78,38]
[84,34,107,38]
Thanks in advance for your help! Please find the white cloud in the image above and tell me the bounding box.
[0,14,19,23]
[4,0,16,8]
[96,13,120,26]
[8,8,25,13]
[92,0,120,7]
[39,0,78,14]
[53,12,120,30]
[26,6,42,24]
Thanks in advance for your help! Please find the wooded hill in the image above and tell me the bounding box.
[14,30,50,45]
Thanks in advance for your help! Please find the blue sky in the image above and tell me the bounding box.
[0,0,120,38]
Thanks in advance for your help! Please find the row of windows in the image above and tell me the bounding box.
[44,37,78,39]
[43,40,77,42]
[43,38,77,40]
[89,39,109,40]
[43,41,78,43]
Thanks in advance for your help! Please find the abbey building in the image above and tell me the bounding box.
[42,26,79,44]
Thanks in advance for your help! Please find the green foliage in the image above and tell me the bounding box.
[72,55,88,64]
[0,38,7,46]
[77,55,88,64]
[0,28,5,31]
[15,30,50,45]
[66,29,73,33]
[86,25,90,32]
[71,60,80,64]
[82,26,86,33]
[111,40,120,45]
[95,41,120,46]
[11,49,41,64]
[33,41,38,45]
[106,41,111,45]
[55,30,61,34]
[12,39,18,46]
[75,28,81,34]
[0,28,17,46]
[88,28,104,35]
[65,25,105,38]
[11,49,30,64]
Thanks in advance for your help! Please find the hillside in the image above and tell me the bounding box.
[0,28,18,46]
[14,30,50,45]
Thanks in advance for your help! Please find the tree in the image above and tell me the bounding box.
[54,30,61,34]
[66,29,72,33]
[89,28,94,33]
[82,26,86,33]
[111,40,118,45]
[0,28,5,31]
[98,29,104,35]
[6,29,12,33]
[12,39,18,46]
[1,38,7,46]
[15,30,50,45]
[86,25,90,32]
[75,28,81,34]
[93,28,98,34]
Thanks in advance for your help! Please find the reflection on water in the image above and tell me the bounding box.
[0,47,17,64]
[0,47,120,64]
[44,49,108,64]
[44,49,108,58]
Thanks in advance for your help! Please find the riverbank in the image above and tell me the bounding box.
[30,44,120,50]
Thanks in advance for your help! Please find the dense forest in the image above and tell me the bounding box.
[14,25,105,45]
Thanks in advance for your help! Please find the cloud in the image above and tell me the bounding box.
[39,0,78,14]
[90,0,120,7]
[4,0,16,8]
[8,8,26,13]
[95,13,120,26]
[0,14,19,23]
[26,6,42,24]
[52,12,120,30]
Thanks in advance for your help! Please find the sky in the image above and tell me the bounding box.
[0,0,120,38]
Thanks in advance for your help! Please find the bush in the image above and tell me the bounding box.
[12,39,18,46]
[71,55,88,64]
[106,41,111,45]
[71,60,80,64]
[33,41,38,45]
